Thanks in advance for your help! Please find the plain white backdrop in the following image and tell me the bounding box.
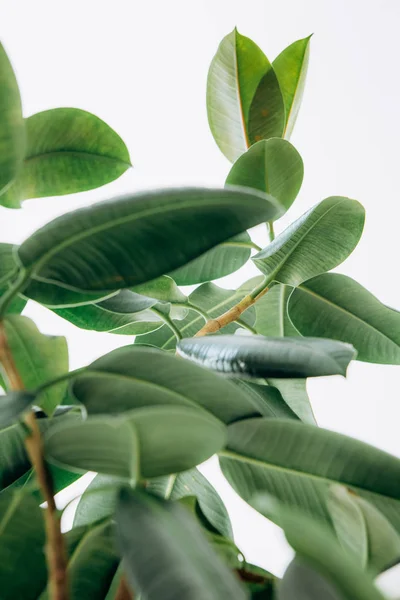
[1,0,399,588]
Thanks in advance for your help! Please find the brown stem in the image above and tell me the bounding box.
[0,323,68,600]
[194,288,269,338]
[114,576,133,599]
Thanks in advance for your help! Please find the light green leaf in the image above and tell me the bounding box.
[0,43,25,198]
[3,315,69,414]
[265,378,316,425]
[0,244,26,314]
[207,28,272,162]
[0,108,131,208]
[288,273,400,364]
[169,232,253,285]
[136,281,256,351]
[0,492,46,599]
[18,187,279,293]
[132,275,187,304]
[273,36,312,139]
[247,68,285,146]
[220,418,400,534]
[177,334,356,378]
[233,380,301,421]
[73,474,124,528]
[255,283,299,337]
[116,487,248,600]
[71,344,263,424]
[253,197,365,286]
[0,391,36,428]
[225,139,304,217]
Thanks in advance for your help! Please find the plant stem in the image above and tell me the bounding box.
[0,269,30,318]
[0,323,68,600]
[221,240,262,251]
[114,576,133,599]
[267,221,275,242]
[194,276,271,338]
[150,307,182,341]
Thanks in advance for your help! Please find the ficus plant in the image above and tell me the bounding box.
[0,25,399,600]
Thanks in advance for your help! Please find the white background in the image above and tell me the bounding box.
[1,0,399,585]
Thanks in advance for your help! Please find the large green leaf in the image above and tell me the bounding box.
[328,485,400,575]
[0,391,36,428]
[177,334,356,378]
[273,36,312,139]
[0,43,25,198]
[0,492,47,599]
[265,378,316,425]
[247,67,285,147]
[132,275,187,304]
[45,406,227,479]
[0,244,26,314]
[207,28,272,162]
[225,139,304,217]
[18,187,279,293]
[254,283,299,337]
[279,559,342,600]
[73,474,124,528]
[0,108,131,208]
[256,498,385,600]
[288,273,400,364]
[71,344,264,424]
[169,232,253,285]
[116,487,248,599]
[3,315,69,415]
[136,281,256,351]
[253,197,365,286]
[220,418,400,534]
[233,380,300,421]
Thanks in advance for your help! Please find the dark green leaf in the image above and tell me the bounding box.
[278,558,351,600]
[116,487,248,599]
[177,334,356,378]
[136,281,256,351]
[253,197,365,286]
[18,187,280,292]
[0,391,36,428]
[71,344,264,424]
[220,418,400,534]
[273,36,312,139]
[207,28,272,162]
[0,108,131,208]
[3,315,69,415]
[0,43,25,198]
[0,492,46,599]
[226,139,304,218]
[288,273,400,364]
[73,474,125,528]
[247,67,285,146]
[233,380,300,420]
[169,232,252,285]
[265,378,316,424]
[237,563,276,599]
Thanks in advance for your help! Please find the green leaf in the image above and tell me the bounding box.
[0,391,36,428]
[254,283,299,337]
[279,559,343,600]
[71,344,264,424]
[45,406,227,479]
[233,380,301,420]
[265,378,316,425]
[177,334,356,378]
[0,108,131,208]
[3,315,68,415]
[288,273,400,364]
[136,281,256,351]
[207,28,272,162]
[253,197,365,286]
[328,485,400,574]
[247,67,285,147]
[132,275,187,304]
[116,487,248,599]
[237,563,276,599]
[18,186,280,292]
[273,36,312,139]
[0,492,47,599]
[73,474,126,528]
[169,232,252,285]
[220,418,400,534]
[225,139,304,218]
[0,43,25,198]
[0,244,26,314]
[256,498,385,600]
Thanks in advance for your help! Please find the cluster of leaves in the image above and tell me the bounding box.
[0,27,399,600]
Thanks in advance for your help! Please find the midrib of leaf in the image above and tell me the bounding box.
[66,520,113,574]
[220,450,400,503]
[0,493,21,536]
[25,150,131,168]
[233,31,250,150]
[296,286,400,348]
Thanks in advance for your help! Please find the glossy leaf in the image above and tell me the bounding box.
[45,406,227,479]
[0,108,131,208]
[0,43,25,198]
[288,273,400,364]
[169,232,252,285]
[225,139,304,217]
[273,36,312,139]
[207,28,271,162]
[136,281,256,351]
[328,485,400,574]
[254,283,299,337]
[116,487,248,600]
[177,334,356,378]
[3,315,69,415]
[71,344,264,424]
[248,67,285,146]
[0,492,47,599]
[220,418,400,534]
[253,197,365,286]
[0,391,36,428]
[18,186,280,292]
